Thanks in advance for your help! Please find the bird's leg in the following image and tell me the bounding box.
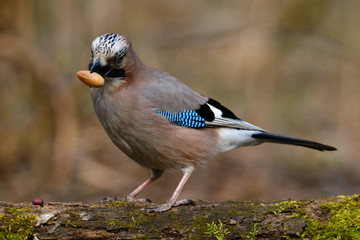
[146,167,194,212]
[101,169,163,204]
[126,169,163,203]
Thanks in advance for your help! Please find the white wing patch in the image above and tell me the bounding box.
[207,103,222,118]
[205,102,265,131]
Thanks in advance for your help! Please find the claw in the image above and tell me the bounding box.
[126,196,152,203]
[145,202,173,213]
[144,199,195,212]
[113,196,126,202]
[173,199,195,207]
[100,196,151,204]
[100,197,115,203]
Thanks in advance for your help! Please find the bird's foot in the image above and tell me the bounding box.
[126,196,152,203]
[101,196,151,204]
[173,199,195,207]
[144,199,195,213]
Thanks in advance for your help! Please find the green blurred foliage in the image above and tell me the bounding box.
[0,0,358,203]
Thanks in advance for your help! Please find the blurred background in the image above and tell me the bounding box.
[0,0,359,203]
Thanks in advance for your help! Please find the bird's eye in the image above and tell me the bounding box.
[117,55,124,64]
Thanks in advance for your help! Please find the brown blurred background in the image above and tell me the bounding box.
[0,0,359,203]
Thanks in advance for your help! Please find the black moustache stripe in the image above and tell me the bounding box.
[106,68,126,78]
[89,63,126,79]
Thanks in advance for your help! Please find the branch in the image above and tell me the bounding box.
[0,194,358,239]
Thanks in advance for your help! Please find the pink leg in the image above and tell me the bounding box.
[102,169,163,203]
[147,166,194,212]
[127,169,163,200]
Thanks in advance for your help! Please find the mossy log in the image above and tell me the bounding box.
[0,194,359,239]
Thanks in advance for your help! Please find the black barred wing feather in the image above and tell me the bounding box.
[155,110,207,128]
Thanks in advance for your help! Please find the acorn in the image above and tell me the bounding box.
[32,198,44,207]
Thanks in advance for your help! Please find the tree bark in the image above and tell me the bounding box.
[0,195,358,239]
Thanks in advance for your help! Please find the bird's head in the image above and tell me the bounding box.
[88,33,138,80]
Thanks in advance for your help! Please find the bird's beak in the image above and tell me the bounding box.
[89,58,113,78]
[90,59,101,73]
[89,58,125,79]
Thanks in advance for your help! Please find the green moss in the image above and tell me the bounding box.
[106,208,156,236]
[246,223,259,240]
[272,200,303,215]
[204,220,230,240]
[107,218,120,227]
[64,220,77,228]
[169,211,182,227]
[271,195,360,239]
[302,194,360,239]
[0,207,37,240]
[167,211,199,237]
[188,215,209,239]
[106,200,130,208]
[272,200,310,227]
[128,211,155,230]
[228,201,263,216]
[65,212,81,228]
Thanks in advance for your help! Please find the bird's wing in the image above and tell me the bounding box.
[140,69,208,112]
[141,70,264,131]
[198,98,265,131]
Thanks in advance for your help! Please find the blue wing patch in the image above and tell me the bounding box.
[155,110,207,128]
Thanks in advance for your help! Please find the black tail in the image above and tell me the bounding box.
[252,132,337,151]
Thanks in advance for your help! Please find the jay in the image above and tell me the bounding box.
[86,33,336,212]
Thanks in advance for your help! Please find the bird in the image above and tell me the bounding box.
[86,33,336,212]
